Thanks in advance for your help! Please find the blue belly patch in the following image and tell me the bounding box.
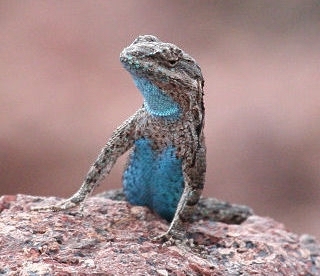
[123,138,184,221]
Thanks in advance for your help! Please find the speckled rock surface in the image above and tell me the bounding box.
[0,194,319,275]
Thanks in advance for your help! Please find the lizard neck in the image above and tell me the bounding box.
[133,76,181,119]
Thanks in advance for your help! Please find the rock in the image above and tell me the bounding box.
[0,194,319,275]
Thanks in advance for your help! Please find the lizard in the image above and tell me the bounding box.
[32,35,206,242]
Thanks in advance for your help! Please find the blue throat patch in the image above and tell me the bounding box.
[123,138,184,221]
[133,77,181,118]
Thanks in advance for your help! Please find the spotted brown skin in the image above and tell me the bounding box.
[32,35,206,242]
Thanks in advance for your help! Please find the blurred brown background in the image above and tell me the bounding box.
[1,1,320,238]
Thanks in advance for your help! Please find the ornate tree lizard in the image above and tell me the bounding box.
[32,35,206,241]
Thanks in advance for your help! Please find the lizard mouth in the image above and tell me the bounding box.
[119,54,138,71]
[120,46,155,83]
[119,36,165,78]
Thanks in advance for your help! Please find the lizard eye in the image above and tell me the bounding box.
[166,48,183,67]
[167,59,178,66]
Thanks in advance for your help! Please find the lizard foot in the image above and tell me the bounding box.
[152,232,176,246]
[152,230,187,246]
[153,231,208,255]
[31,198,79,212]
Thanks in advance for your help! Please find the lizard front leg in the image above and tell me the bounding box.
[155,145,206,242]
[31,109,143,212]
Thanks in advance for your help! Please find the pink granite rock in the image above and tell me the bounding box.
[0,194,319,275]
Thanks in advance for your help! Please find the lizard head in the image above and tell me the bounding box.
[120,35,204,119]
